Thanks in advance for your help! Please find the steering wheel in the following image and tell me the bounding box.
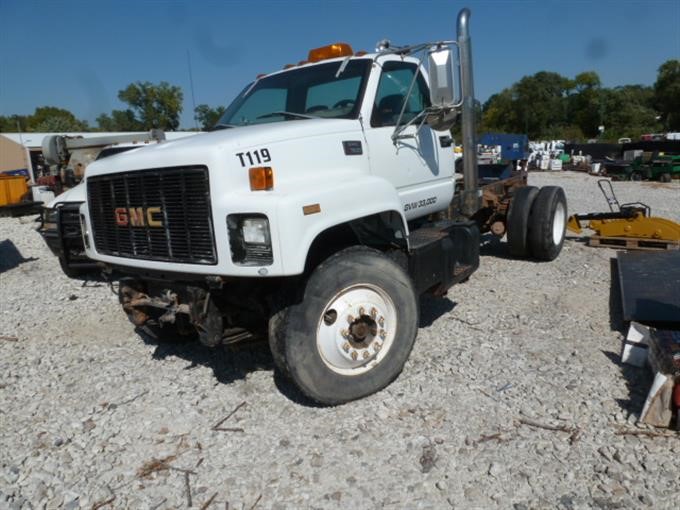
[333,99,355,109]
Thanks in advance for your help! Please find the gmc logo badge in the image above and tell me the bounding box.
[114,207,163,227]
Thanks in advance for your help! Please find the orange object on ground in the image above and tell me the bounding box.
[0,174,29,207]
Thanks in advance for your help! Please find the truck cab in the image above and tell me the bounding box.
[82,50,456,278]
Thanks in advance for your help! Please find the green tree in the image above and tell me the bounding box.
[654,59,680,130]
[568,71,602,138]
[28,106,88,132]
[0,114,30,132]
[194,104,226,130]
[513,72,571,139]
[117,81,184,130]
[1,108,87,132]
[480,71,571,138]
[480,90,517,133]
[96,110,142,131]
[601,85,660,140]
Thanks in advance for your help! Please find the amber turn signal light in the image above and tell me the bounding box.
[249,166,274,191]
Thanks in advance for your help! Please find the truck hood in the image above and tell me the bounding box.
[85,119,359,177]
[47,182,85,207]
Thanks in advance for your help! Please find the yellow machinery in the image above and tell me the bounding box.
[567,180,680,248]
[0,174,29,207]
[0,174,42,217]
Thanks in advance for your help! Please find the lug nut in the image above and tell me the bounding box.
[374,342,382,352]
[359,307,365,317]
[342,342,350,352]
[370,307,377,319]
[340,329,349,338]
[379,329,386,340]
[362,351,370,359]
[347,315,354,324]
[378,317,385,327]
[351,351,358,361]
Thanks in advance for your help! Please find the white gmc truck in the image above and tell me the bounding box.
[80,9,567,404]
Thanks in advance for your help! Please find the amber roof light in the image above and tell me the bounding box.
[307,43,353,63]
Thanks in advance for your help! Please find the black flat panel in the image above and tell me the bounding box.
[617,250,680,327]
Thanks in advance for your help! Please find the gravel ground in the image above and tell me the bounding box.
[1,171,679,510]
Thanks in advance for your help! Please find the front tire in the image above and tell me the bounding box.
[272,246,418,405]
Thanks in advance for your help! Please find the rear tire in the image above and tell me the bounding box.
[660,173,672,183]
[506,186,539,258]
[630,172,642,181]
[527,186,567,261]
[272,246,418,405]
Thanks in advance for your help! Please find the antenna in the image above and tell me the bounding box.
[187,50,198,130]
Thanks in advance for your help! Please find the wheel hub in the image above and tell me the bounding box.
[316,285,396,376]
[338,305,385,363]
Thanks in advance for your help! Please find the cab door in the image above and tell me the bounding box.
[363,60,454,220]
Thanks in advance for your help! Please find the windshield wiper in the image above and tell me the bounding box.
[256,111,320,120]
[208,123,238,131]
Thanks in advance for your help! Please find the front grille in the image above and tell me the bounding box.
[87,166,217,265]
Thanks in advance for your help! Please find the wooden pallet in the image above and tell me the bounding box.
[589,235,680,251]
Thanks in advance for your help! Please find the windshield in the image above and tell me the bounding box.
[217,59,371,127]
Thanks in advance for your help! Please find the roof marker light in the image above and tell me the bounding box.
[308,43,354,63]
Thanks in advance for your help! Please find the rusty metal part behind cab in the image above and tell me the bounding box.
[449,171,527,235]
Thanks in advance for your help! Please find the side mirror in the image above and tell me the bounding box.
[427,46,457,107]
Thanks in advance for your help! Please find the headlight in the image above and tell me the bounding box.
[227,214,273,266]
[42,207,58,230]
[242,217,271,245]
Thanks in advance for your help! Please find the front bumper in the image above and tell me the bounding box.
[39,203,97,270]
[39,226,63,258]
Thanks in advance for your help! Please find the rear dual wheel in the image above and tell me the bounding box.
[527,186,567,261]
[506,186,539,258]
[507,185,567,261]
[269,246,418,405]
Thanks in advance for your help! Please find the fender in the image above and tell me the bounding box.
[273,171,409,274]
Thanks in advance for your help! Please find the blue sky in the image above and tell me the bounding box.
[1,0,678,129]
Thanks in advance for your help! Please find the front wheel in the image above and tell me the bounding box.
[659,173,672,183]
[271,246,418,405]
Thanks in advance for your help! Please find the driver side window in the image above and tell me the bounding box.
[371,62,430,127]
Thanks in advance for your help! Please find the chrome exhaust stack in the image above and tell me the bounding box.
[456,8,479,216]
